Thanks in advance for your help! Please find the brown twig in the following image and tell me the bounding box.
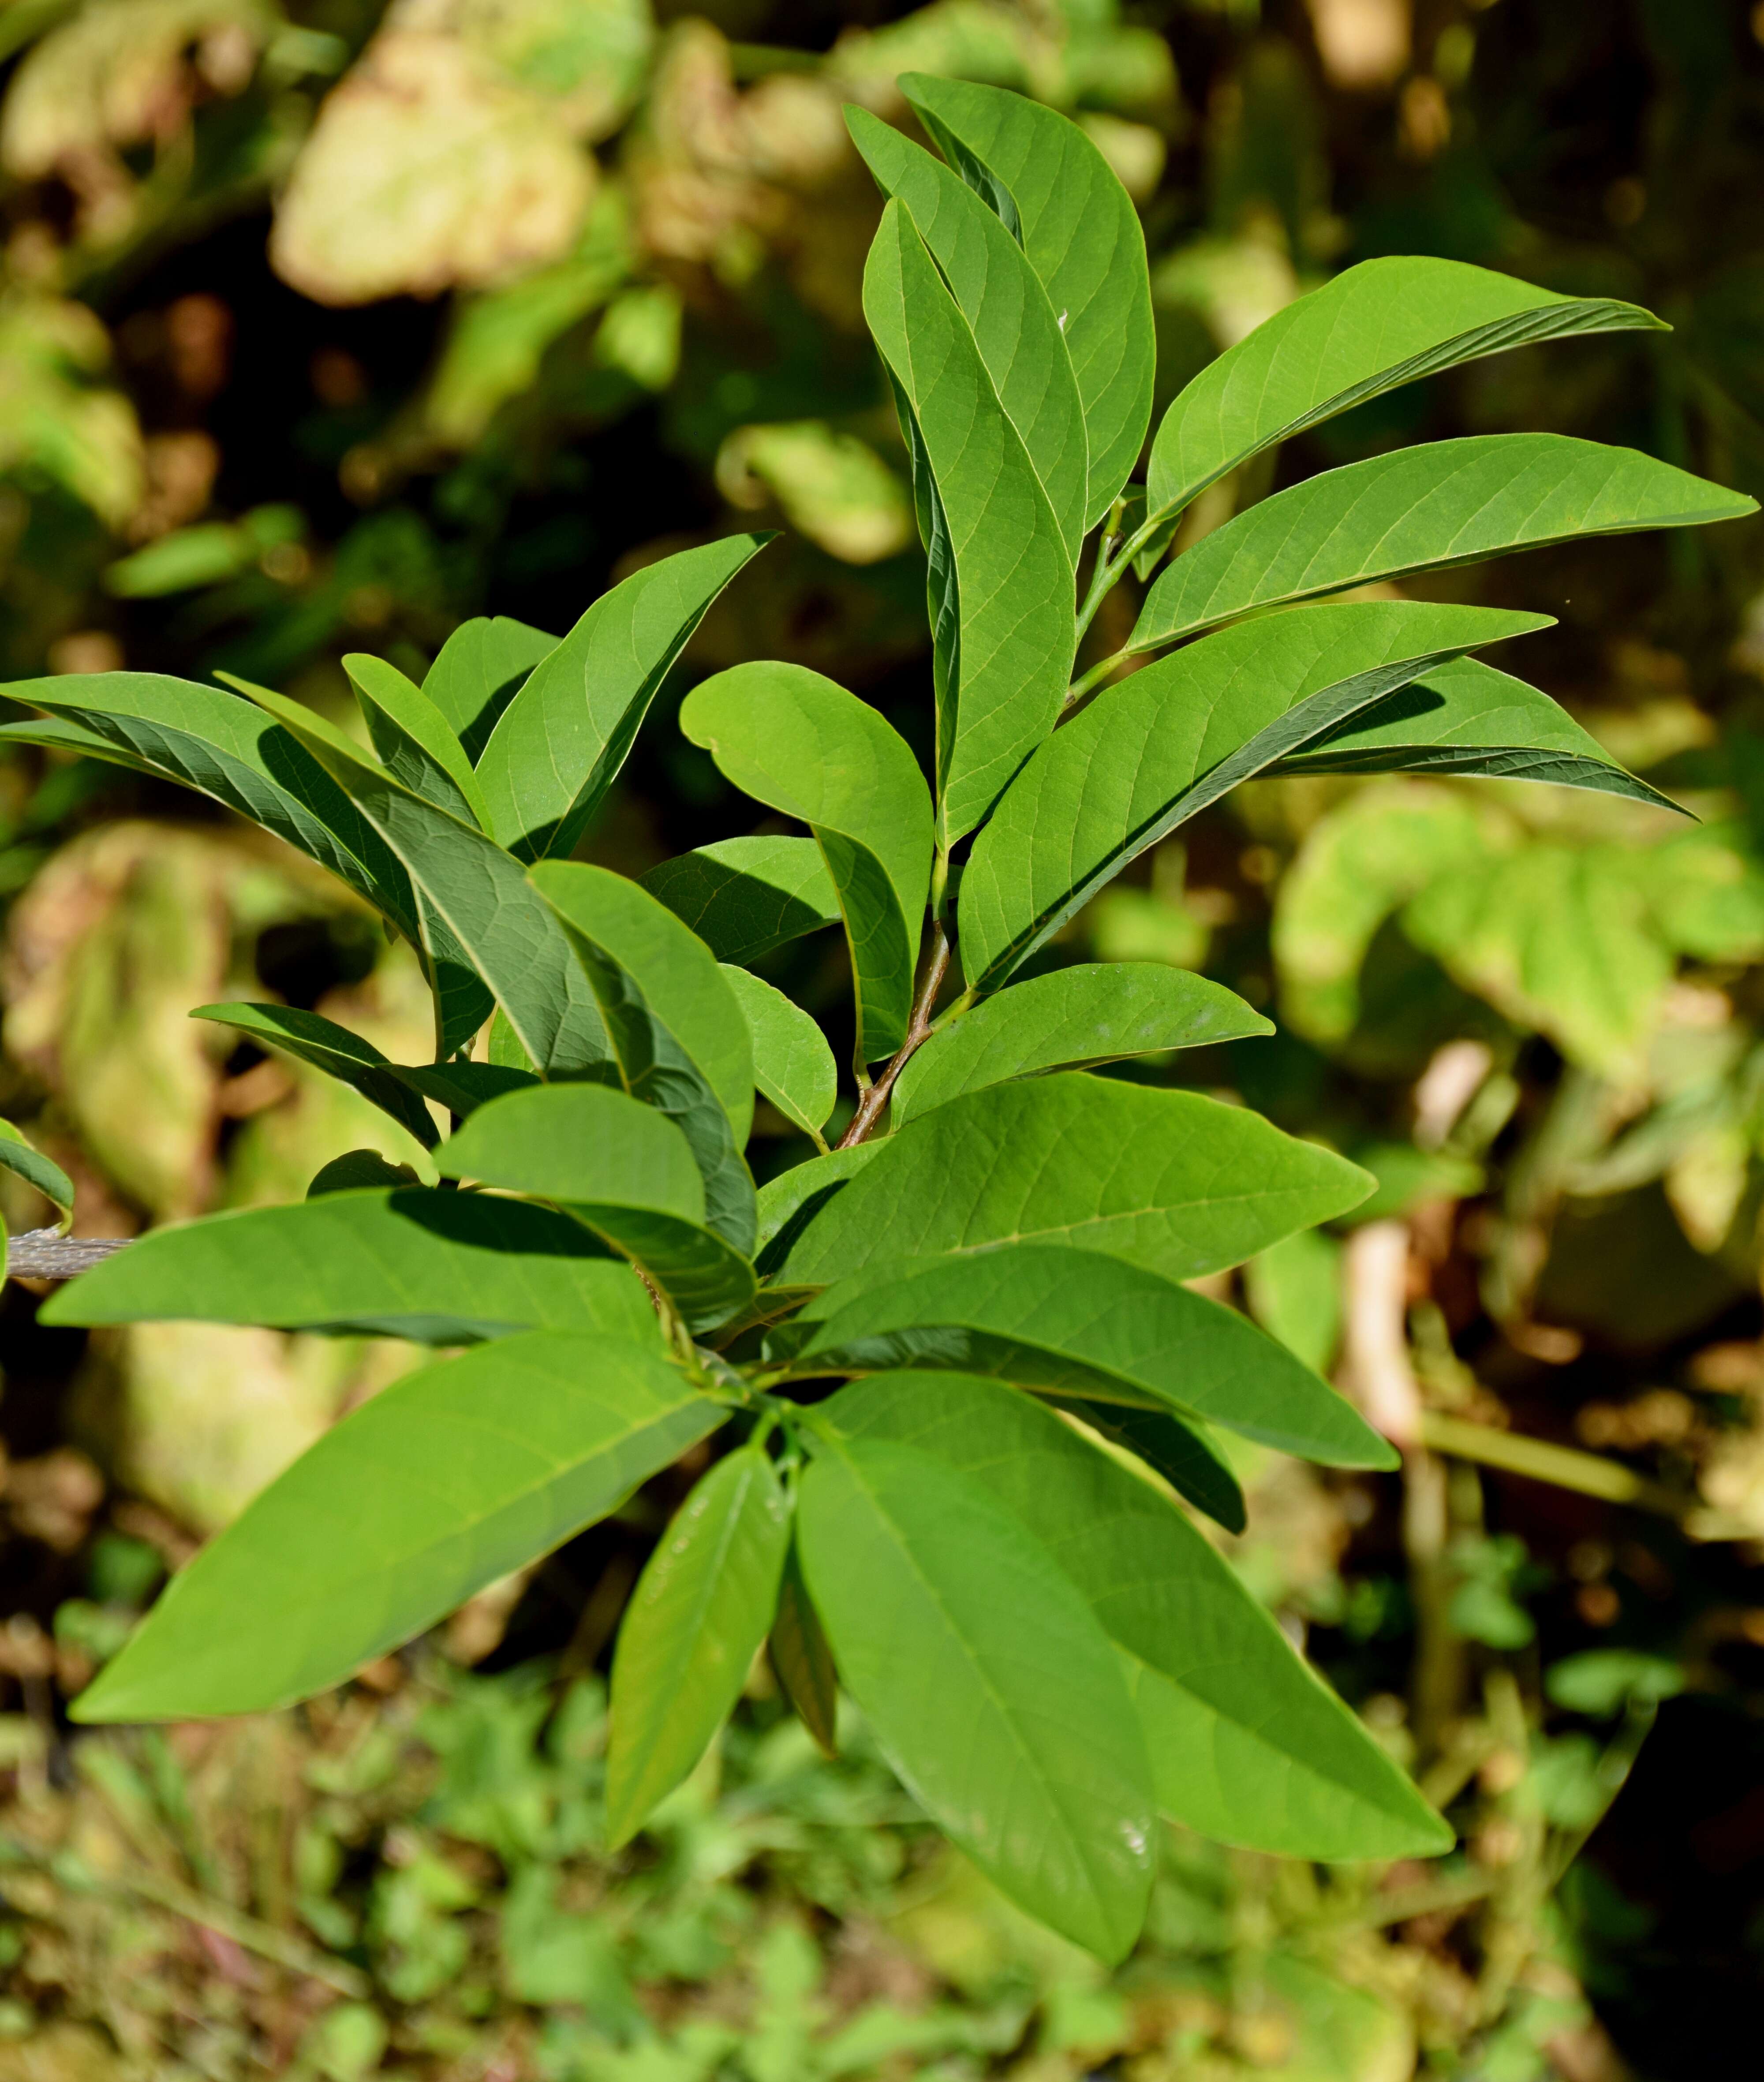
[837,925,951,1149]
[6,1231,131,1278]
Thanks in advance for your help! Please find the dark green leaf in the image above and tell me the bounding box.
[193,1002,440,1150]
[769,1544,839,1757]
[960,601,1548,990]
[0,1119,74,1226]
[798,1429,1154,1960]
[721,966,837,1144]
[1051,1396,1245,1535]
[422,614,557,763]
[391,1061,538,1119]
[640,836,841,965]
[345,652,491,828]
[73,1332,719,1720]
[308,1150,422,1195]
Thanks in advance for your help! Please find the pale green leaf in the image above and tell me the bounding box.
[893,962,1270,1124]
[0,1119,73,1226]
[902,74,1154,528]
[721,965,837,1143]
[1243,1228,1345,1377]
[825,1375,1450,1859]
[640,836,841,965]
[422,614,557,762]
[72,1332,719,1721]
[960,600,1547,991]
[606,1446,790,1844]
[847,107,1088,559]
[753,1143,883,1279]
[679,662,931,1061]
[792,1242,1392,1468]
[798,1430,1154,1961]
[863,199,1074,842]
[1147,256,1666,534]
[477,534,772,861]
[192,1002,440,1150]
[776,1073,1372,1288]
[345,652,492,828]
[1131,436,1756,655]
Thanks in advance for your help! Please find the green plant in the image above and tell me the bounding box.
[2,79,1751,1964]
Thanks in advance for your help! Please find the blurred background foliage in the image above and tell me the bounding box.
[5,0,1764,2075]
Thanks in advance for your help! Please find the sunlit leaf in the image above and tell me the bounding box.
[345,651,491,828]
[422,614,556,762]
[193,1002,439,1150]
[721,965,837,1142]
[640,836,841,966]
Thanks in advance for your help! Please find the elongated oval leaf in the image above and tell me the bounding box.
[721,966,837,1142]
[41,1187,659,1345]
[392,1060,537,1119]
[794,1242,1392,1468]
[422,614,557,762]
[864,200,1073,843]
[193,1002,439,1150]
[776,1073,1372,1288]
[848,108,1087,559]
[960,600,1548,991]
[893,962,1271,1124]
[798,1431,1154,1961]
[680,663,931,1062]
[606,1446,790,1844]
[640,836,841,965]
[825,1374,1448,1859]
[1053,1396,1245,1536]
[477,534,772,862]
[73,1332,721,1721]
[1146,256,1665,532]
[769,1544,839,1756]
[0,1119,74,1228]
[1272,654,1679,807]
[345,652,491,828]
[1130,436,1756,655]
[901,74,1154,528]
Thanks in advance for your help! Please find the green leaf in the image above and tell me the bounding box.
[1129,436,1756,656]
[797,1429,1154,1960]
[344,652,492,829]
[863,200,1074,843]
[777,1073,1372,1288]
[41,1187,660,1346]
[0,714,164,775]
[4,673,419,937]
[1146,256,1666,535]
[1272,655,1680,808]
[0,1119,73,1227]
[901,74,1154,529]
[308,1150,422,1195]
[959,600,1548,991]
[229,679,611,1070]
[605,1446,789,1844]
[824,1375,1450,1860]
[893,962,1270,1125]
[1243,1227,1344,1377]
[721,966,837,1144]
[640,836,841,965]
[192,1002,440,1150]
[73,1332,720,1720]
[531,861,757,1248]
[679,663,932,1062]
[1053,1398,1245,1536]
[392,1060,538,1119]
[753,1144,883,1279]
[476,534,772,862]
[438,1082,756,1332]
[847,108,1088,560]
[422,614,557,763]
[769,1545,839,1756]
[792,1242,1393,1469]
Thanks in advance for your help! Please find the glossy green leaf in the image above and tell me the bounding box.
[439,1082,755,1333]
[1053,1397,1245,1536]
[721,965,837,1143]
[0,1119,74,1227]
[864,200,1073,843]
[959,601,1547,991]
[778,1073,1371,1289]
[422,614,557,763]
[680,662,931,1062]
[847,108,1088,560]
[893,962,1271,1125]
[824,1375,1448,1859]
[798,1430,1154,1961]
[606,1446,790,1845]
[769,1545,839,1757]
[477,534,771,862]
[192,1002,439,1150]
[1130,436,1756,655]
[392,1060,538,1119]
[345,652,491,829]
[753,1144,883,1279]
[1272,654,1679,808]
[41,1187,659,1346]
[792,1242,1392,1468]
[902,74,1154,529]
[640,836,841,965]
[73,1332,720,1721]
[1146,256,1665,534]
[308,1149,420,1196]
[531,861,756,1248]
